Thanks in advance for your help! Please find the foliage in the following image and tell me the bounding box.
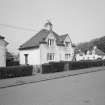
[42,62,65,73]
[6,51,19,66]
[0,65,33,79]
[77,36,105,53]
[42,60,105,74]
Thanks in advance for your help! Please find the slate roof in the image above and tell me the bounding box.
[59,34,68,41]
[19,29,69,50]
[0,35,4,39]
[87,47,105,56]
[95,48,105,56]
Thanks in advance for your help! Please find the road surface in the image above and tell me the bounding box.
[0,70,105,105]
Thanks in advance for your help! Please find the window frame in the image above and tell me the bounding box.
[65,42,70,47]
[65,54,70,60]
[47,53,55,61]
[48,39,54,46]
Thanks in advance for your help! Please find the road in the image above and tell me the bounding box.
[0,70,105,105]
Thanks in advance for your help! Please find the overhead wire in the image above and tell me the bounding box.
[0,23,36,32]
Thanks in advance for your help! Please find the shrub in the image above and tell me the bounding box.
[6,60,19,66]
[42,62,65,74]
[42,60,105,74]
[69,60,105,70]
[0,65,33,79]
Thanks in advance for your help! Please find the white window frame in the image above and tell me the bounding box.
[65,54,70,60]
[48,39,54,46]
[65,42,70,47]
[47,53,55,61]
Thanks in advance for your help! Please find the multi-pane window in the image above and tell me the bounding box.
[65,42,70,47]
[65,54,70,60]
[48,39,54,46]
[47,53,54,60]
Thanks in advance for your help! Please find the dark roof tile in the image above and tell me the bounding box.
[19,29,70,50]
[95,48,105,56]
[0,35,4,39]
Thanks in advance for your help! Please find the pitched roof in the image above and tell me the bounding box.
[59,34,68,41]
[95,48,105,56]
[0,35,4,39]
[87,47,105,56]
[0,35,8,46]
[19,29,69,50]
[19,29,49,50]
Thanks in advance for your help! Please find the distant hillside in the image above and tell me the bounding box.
[77,36,105,53]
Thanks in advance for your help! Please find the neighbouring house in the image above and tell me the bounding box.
[19,21,74,65]
[0,35,8,67]
[76,46,105,61]
[85,46,105,60]
[76,50,86,61]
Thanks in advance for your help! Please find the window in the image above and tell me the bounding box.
[48,39,54,46]
[93,56,95,59]
[47,53,54,60]
[65,42,70,47]
[65,54,70,60]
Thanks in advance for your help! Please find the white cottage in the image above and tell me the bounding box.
[76,46,105,61]
[0,35,8,67]
[19,21,74,65]
[85,46,105,60]
[76,50,85,61]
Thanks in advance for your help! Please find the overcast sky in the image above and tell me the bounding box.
[0,0,105,53]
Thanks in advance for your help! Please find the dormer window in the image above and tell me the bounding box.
[48,39,54,46]
[65,42,70,47]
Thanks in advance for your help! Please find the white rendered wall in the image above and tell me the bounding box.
[63,36,74,61]
[0,40,6,67]
[0,46,6,67]
[19,33,74,65]
[40,32,59,64]
[76,54,84,61]
[40,43,59,64]
[19,48,40,65]
[40,43,74,64]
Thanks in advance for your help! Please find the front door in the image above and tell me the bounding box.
[24,54,28,65]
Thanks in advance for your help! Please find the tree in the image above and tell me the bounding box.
[77,36,105,53]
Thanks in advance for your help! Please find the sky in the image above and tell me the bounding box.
[0,0,105,53]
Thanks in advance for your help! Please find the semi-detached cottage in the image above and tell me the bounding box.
[19,21,74,65]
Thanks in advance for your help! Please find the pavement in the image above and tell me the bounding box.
[0,66,105,89]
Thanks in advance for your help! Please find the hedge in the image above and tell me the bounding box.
[0,65,33,79]
[0,60,105,78]
[68,60,104,70]
[6,61,19,66]
[42,62,65,74]
[42,60,105,73]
